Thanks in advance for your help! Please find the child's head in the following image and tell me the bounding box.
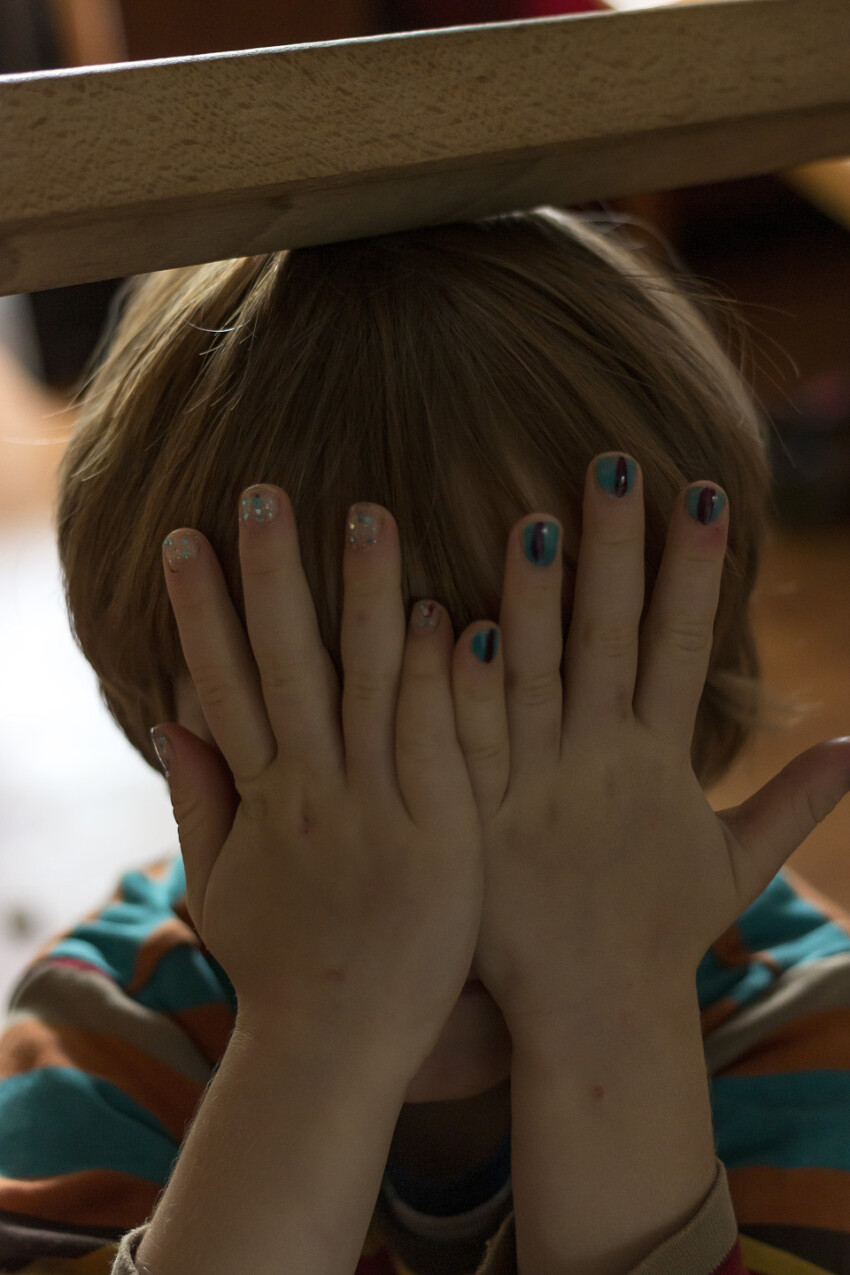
[56,206,803,800]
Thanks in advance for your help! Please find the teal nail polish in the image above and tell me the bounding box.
[471,628,499,663]
[522,520,559,567]
[685,485,726,525]
[595,454,637,497]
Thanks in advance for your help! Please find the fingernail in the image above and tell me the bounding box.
[240,485,279,525]
[410,600,441,633]
[595,454,637,497]
[162,532,200,572]
[686,485,727,525]
[346,504,382,549]
[150,727,172,777]
[522,520,560,567]
[471,627,499,663]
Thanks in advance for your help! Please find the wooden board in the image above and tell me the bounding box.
[0,0,848,296]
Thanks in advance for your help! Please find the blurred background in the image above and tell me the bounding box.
[2,0,850,1009]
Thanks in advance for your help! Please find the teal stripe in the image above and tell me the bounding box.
[141,943,236,1015]
[37,850,236,1015]
[696,871,850,1010]
[41,938,235,1016]
[0,1069,178,1184]
[735,876,850,954]
[711,1070,850,1171]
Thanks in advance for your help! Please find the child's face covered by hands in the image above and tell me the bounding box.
[166,464,579,1104]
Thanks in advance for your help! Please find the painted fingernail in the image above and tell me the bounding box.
[346,504,382,549]
[150,727,172,777]
[411,600,441,633]
[471,627,499,663]
[162,532,200,572]
[241,486,279,525]
[686,485,727,525]
[595,454,637,497]
[522,520,560,567]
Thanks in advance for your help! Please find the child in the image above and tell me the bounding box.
[2,206,850,1274]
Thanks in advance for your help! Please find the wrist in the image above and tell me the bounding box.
[506,976,700,1062]
[508,980,716,1275]
[232,1009,424,1090]
[138,1007,413,1275]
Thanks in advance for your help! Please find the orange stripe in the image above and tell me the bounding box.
[126,917,204,995]
[728,1164,850,1234]
[0,1168,160,1230]
[168,1000,238,1067]
[0,1018,204,1145]
[717,1006,850,1076]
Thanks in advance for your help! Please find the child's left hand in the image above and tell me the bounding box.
[450,452,850,1041]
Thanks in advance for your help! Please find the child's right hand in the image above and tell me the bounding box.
[152,486,484,1074]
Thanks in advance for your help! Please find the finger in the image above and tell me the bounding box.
[149,721,240,932]
[633,482,728,750]
[339,502,406,796]
[718,738,850,915]
[452,619,511,823]
[497,513,565,774]
[562,453,645,734]
[162,527,276,784]
[238,484,343,780]
[395,600,477,833]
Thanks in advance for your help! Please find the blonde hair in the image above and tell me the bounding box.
[56,206,808,792]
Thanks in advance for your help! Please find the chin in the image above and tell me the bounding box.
[402,988,513,1104]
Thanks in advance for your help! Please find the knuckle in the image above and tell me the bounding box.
[597,523,639,550]
[664,612,714,654]
[187,663,234,713]
[461,733,505,768]
[580,615,637,661]
[800,783,837,829]
[344,666,387,705]
[240,556,281,589]
[262,652,314,699]
[507,666,562,710]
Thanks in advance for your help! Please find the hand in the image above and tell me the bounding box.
[451,452,850,1040]
[152,487,483,1072]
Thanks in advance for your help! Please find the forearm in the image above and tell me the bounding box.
[135,1019,413,1275]
[509,985,718,1275]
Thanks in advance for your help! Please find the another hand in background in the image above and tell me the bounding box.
[451,452,850,1046]
[151,486,484,1076]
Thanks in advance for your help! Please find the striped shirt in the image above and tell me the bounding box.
[1,853,849,1273]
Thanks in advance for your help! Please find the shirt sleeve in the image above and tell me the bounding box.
[0,853,234,1274]
[375,1148,753,1275]
[473,1158,754,1274]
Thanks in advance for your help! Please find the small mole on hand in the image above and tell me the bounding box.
[591,1085,605,1101]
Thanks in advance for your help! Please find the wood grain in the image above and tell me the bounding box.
[1,0,848,296]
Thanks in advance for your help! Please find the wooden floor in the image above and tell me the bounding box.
[1,229,850,1004]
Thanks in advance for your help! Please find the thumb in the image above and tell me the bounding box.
[150,724,240,933]
[718,736,850,909]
